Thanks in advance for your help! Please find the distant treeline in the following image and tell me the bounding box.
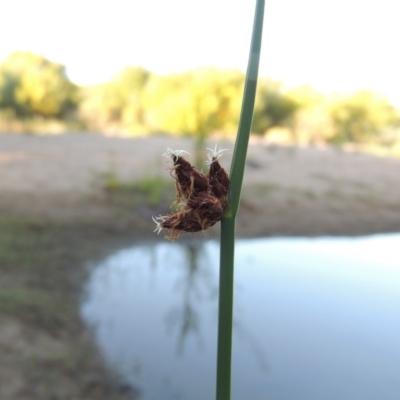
[1,51,400,147]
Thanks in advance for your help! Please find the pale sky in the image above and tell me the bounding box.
[1,0,399,107]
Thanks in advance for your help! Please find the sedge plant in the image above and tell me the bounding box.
[152,2,264,398]
[216,1,265,400]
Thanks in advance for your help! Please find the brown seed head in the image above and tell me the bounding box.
[154,146,230,240]
[172,155,209,199]
[207,159,230,207]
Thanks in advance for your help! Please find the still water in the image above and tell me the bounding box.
[81,235,400,400]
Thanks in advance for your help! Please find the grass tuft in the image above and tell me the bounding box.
[98,166,172,208]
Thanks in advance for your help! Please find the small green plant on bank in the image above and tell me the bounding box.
[0,217,77,330]
[99,166,172,208]
[136,176,169,207]
[0,215,143,398]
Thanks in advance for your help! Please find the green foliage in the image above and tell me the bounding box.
[1,51,400,152]
[0,217,80,331]
[286,86,333,143]
[328,91,400,144]
[79,66,149,133]
[283,87,400,145]
[143,68,244,139]
[99,166,170,208]
[0,289,65,327]
[0,52,77,118]
[253,78,298,134]
[0,69,18,113]
[136,176,169,207]
[286,85,324,108]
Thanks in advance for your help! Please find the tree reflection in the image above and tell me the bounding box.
[163,241,268,371]
[165,242,217,354]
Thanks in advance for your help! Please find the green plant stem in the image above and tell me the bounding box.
[229,0,265,218]
[216,1,265,400]
[216,216,235,400]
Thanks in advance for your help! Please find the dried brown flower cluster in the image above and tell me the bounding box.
[153,146,230,241]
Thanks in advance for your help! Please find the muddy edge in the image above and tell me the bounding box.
[2,134,400,398]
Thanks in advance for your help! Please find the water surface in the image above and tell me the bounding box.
[81,235,400,400]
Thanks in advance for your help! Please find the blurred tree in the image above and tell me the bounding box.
[252,79,298,135]
[286,86,333,143]
[79,66,149,133]
[286,85,324,109]
[0,65,24,116]
[328,91,400,144]
[143,68,244,149]
[119,67,149,133]
[0,52,77,118]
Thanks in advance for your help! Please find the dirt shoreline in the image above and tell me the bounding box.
[1,132,400,399]
[2,132,400,236]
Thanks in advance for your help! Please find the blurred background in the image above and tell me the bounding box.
[1,0,400,151]
[1,1,400,399]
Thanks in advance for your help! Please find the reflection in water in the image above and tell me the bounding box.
[81,235,400,400]
[165,243,217,354]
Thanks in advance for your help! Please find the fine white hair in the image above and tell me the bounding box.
[162,148,190,158]
[206,144,228,165]
[152,216,164,234]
